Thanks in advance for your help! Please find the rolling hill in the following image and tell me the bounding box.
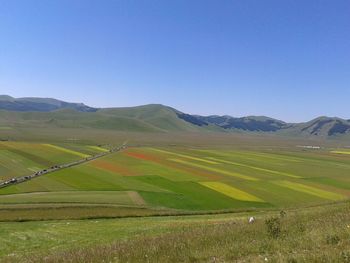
[287,117,350,137]
[191,115,288,132]
[0,95,349,138]
[0,103,215,132]
[0,95,97,112]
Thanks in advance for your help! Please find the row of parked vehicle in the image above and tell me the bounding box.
[1,178,18,186]
[0,165,61,188]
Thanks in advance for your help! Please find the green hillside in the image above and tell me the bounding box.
[0,95,349,138]
[0,95,96,112]
[282,117,350,138]
[1,95,350,138]
[0,104,217,133]
[98,104,208,132]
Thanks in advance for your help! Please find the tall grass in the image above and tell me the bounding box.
[17,202,350,263]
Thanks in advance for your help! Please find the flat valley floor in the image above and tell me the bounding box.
[0,135,350,262]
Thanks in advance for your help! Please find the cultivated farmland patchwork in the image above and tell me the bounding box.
[1,143,350,211]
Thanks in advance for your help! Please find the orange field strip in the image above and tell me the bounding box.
[90,159,137,176]
[125,151,162,162]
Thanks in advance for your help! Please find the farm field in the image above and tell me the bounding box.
[2,143,350,213]
[331,149,350,155]
[0,141,109,182]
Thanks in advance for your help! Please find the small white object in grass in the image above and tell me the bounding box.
[249,217,255,224]
[264,257,268,261]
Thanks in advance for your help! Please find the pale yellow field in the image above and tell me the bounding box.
[152,148,219,164]
[206,157,300,178]
[169,158,257,181]
[199,181,264,202]
[42,144,90,158]
[88,146,109,152]
[273,180,346,201]
[331,150,350,155]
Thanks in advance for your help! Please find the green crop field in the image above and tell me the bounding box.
[0,142,108,182]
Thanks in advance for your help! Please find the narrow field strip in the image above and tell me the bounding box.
[0,191,136,205]
[88,146,110,152]
[169,158,257,181]
[206,157,301,178]
[127,191,146,206]
[125,151,162,162]
[90,159,137,176]
[196,150,303,163]
[152,149,219,164]
[199,181,264,202]
[42,144,90,158]
[331,151,350,155]
[237,151,302,163]
[273,180,346,201]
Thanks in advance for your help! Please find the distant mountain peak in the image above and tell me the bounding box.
[0,95,97,112]
[298,117,350,137]
[190,115,287,132]
[0,95,15,101]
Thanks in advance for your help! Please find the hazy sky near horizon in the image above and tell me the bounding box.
[1,0,349,122]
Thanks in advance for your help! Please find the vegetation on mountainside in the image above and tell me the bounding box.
[1,97,350,137]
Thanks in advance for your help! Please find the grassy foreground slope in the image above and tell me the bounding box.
[1,201,350,262]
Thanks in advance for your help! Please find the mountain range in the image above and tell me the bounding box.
[0,95,96,112]
[0,95,349,138]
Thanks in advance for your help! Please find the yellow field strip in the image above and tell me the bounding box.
[42,144,90,158]
[273,180,346,201]
[197,149,302,162]
[200,181,264,202]
[331,151,350,155]
[88,146,109,152]
[152,149,219,164]
[169,158,257,181]
[243,152,302,163]
[206,157,301,178]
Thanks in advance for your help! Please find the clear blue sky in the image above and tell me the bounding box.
[1,0,349,122]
